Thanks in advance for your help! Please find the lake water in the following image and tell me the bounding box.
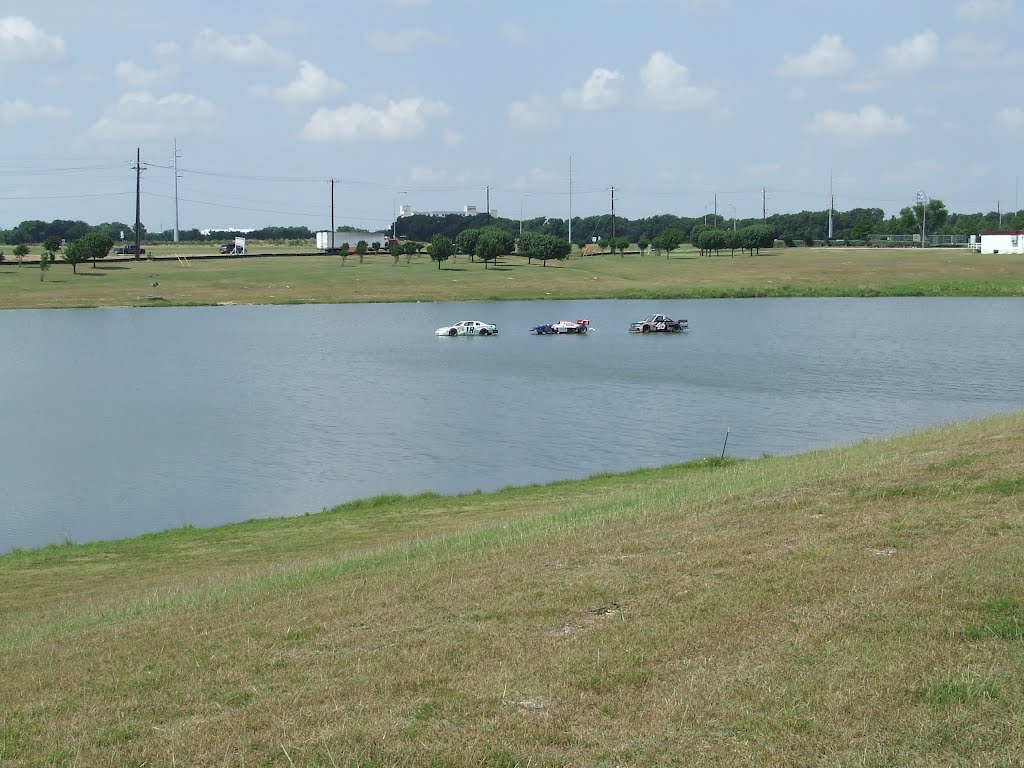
[1,298,1021,553]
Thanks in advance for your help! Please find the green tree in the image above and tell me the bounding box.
[476,229,512,269]
[655,227,684,258]
[356,240,369,264]
[61,231,112,273]
[429,234,455,269]
[339,242,351,265]
[689,223,709,253]
[742,224,776,255]
[897,207,917,234]
[925,198,948,232]
[61,241,87,274]
[637,235,650,256]
[371,241,381,253]
[456,229,482,262]
[850,217,873,242]
[519,231,569,266]
[613,236,629,256]
[43,236,61,261]
[698,228,727,256]
[403,241,419,264]
[39,253,50,281]
[597,238,610,253]
[723,229,743,257]
[13,243,29,266]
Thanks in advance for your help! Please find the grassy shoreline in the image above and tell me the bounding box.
[3,413,1024,765]
[1,246,1022,309]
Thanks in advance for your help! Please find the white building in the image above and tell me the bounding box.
[979,230,1024,254]
[398,203,482,218]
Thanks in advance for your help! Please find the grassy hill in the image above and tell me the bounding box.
[2,414,1024,766]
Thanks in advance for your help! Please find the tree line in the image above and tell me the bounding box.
[3,201,1021,249]
[377,201,1023,248]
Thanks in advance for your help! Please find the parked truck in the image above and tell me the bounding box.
[316,231,349,253]
[316,231,397,253]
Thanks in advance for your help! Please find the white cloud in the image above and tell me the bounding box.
[957,0,1012,18]
[639,50,717,111]
[508,96,560,131]
[996,106,1024,131]
[806,105,909,141]
[91,91,221,141]
[114,59,169,90]
[302,97,450,141]
[0,16,65,61]
[562,67,624,111]
[193,29,288,65]
[778,34,855,78]
[366,27,447,52]
[275,61,342,103]
[0,99,70,122]
[882,31,939,73]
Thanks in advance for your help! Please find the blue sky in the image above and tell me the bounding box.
[2,0,1022,233]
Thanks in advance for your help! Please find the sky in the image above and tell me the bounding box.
[2,0,1022,234]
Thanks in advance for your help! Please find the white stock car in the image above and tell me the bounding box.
[434,320,499,337]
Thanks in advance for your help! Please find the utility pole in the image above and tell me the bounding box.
[827,171,833,242]
[173,138,181,243]
[568,156,573,245]
[610,185,616,241]
[762,187,767,223]
[916,190,928,246]
[713,192,717,228]
[329,179,336,235]
[485,185,491,223]
[132,147,145,260]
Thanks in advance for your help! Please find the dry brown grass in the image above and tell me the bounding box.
[2,415,1024,766]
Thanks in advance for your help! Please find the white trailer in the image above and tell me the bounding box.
[316,231,351,252]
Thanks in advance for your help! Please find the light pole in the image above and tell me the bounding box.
[916,190,928,247]
[703,204,708,226]
[729,204,736,231]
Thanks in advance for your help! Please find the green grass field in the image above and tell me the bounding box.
[1,244,1022,309]
[2,414,1024,766]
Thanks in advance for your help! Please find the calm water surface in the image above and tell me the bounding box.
[2,298,1021,552]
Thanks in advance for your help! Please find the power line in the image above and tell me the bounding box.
[0,191,131,200]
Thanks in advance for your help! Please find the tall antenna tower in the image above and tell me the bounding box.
[568,156,573,245]
[827,171,834,241]
[132,148,146,260]
[610,185,616,241]
[173,139,182,243]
